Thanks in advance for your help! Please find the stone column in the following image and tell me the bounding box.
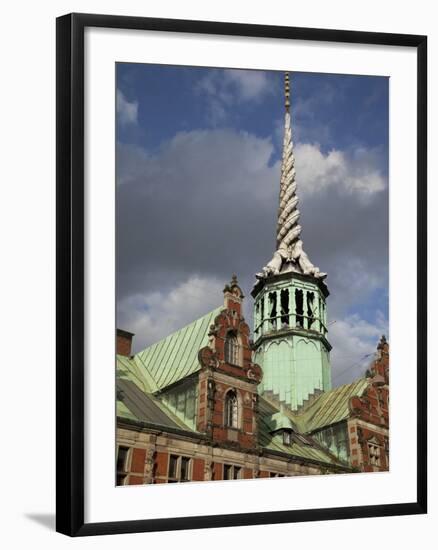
[144,445,156,484]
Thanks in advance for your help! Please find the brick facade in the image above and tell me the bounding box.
[347,336,389,472]
[196,276,262,452]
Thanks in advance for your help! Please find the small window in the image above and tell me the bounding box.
[116,446,130,486]
[283,431,292,445]
[224,464,242,480]
[225,332,240,365]
[116,473,127,486]
[180,456,191,481]
[116,446,130,472]
[269,472,285,478]
[225,390,238,428]
[368,443,381,467]
[168,455,178,479]
[168,454,192,482]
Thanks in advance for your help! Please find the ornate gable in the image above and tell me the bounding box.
[196,276,262,450]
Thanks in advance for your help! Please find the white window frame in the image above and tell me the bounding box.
[223,464,242,480]
[225,332,241,366]
[224,389,239,429]
[167,454,192,483]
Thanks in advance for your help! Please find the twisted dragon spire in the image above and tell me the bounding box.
[257,73,326,281]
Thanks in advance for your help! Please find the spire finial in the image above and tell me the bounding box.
[284,72,290,112]
[255,72,327,281]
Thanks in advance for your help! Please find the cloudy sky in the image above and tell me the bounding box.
[116,64,389,387]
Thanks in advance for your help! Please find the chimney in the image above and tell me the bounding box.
[117,329,134,357]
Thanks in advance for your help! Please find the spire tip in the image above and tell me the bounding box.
[284,72,290,112]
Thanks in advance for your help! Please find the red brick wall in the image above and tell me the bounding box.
[131,448,146,474]
[128,475,143,485]
[196,279,262,451]
[192,458,205,481]
[243,468,253,479]
[155,451,168,479]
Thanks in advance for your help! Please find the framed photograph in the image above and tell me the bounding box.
[56,13,427,536]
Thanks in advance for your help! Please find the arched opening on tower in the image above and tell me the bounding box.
[280,289,289,327]
[307,291,315,330]
[268,292,277,330]
[295,289,304,328]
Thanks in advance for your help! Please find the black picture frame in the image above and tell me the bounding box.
[56,12,427,537]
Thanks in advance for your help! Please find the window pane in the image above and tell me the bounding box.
[168,455,178,478]
[233,467,241,480]
[225,391,238,427]
[224,464,232,480]
[117,446,129,472]
[116,474,127,485]
[225,334,240,365]
[181,457,190,481]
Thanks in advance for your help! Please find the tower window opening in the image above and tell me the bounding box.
[307,292,315,329]
[225,390,238,428]
[255,302,260,335]
[268,292,277,329]
[280,289,289,327]
[225,332,240,366]
[295,289,304,328]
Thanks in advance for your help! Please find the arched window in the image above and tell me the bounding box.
[225,390,238,428]
[225,332,240,366]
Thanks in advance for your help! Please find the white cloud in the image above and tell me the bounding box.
[117,89,138,126]
[221,69,275,101]
[196,69,274,124]
[117,275,224,353]
[295,142,386,199]
[329,311,388,385]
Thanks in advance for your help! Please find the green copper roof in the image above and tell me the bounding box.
[133,306,223,391]
[117,353,157,393]
[291,378,369,433]
[258,397,344,466]
[269,411,297,432]
[117,378,195,431]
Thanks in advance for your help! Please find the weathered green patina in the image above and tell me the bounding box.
[253,274,332,411]
[116,306,222,394]
[116,302,349,469]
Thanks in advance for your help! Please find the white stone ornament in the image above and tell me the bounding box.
[257,73,326,281]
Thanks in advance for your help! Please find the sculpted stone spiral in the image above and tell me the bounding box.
[257,73,326,281]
